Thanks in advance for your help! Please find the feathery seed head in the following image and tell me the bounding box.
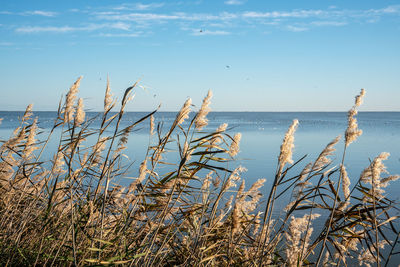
[313,135,340,171]
[22,104,34,123]
[285,213,320,266]
[229,133,241,157]
[176,98,192,125]
[341,164,351,200]
[201,171,213,191]
[23,117,38,159]
[355,88,365,108]
[150,115,155,135]
[360,152,397,200]
[380,175,400,187]
[345,89,365,147]
[64,76,82,123]
[225,165,246,190]
[299,163,312,182]
[53,152,65,174]
[104,76,113,112]
[278,119,299,172]
[345,109,362,147]
[195,90,212,130]
[183,141,192,161]
[211,123,228,146]
[75,98,85,126]
[137,159,148,183]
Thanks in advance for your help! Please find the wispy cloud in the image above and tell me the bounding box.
[98,12,182,21]
[9,4,400,37]
[311,21,347,26]
[242,10,325,19]
[98,32,142,37]
[0,10,57,17]
[95,12,237,22]
[16,22,131,33]
[16,26,74,33]
[367,5,400,15]
[191,29,230,36]
[286,25,308,32]
[224,0,245,5]
[113,3,165,11]
[22,10,57,17]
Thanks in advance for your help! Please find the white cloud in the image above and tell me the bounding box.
[97,12,182,21]
[98,32,142,37]
[22,10,57,17]
[192,29,230,36]
[113,3,165,11]
[242,10,325,19]
[16,26,74,33]
[1,10,57,16]
[16,23,131,33]
[92,11,121,16]
[225,0,245,5]
[370,5,400,15]
[311,21,347,26]
[109,22,131,30]
[96,11,237,23]
[286,25,308,32]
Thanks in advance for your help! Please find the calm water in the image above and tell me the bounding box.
[1,111,399,193]
[2,111,400,202]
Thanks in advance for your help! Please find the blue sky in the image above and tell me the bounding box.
[1,0,399,111]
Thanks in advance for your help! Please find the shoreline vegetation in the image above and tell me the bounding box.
[0,77,399,266]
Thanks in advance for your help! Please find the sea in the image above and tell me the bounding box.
[1,111,399,192]
[1,111,400,264]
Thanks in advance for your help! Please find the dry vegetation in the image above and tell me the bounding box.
[0,78,399,266]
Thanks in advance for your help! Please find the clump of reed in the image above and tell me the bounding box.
[0,79,399,266]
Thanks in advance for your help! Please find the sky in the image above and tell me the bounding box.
[1,0,399,111]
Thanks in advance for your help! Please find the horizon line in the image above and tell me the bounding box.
[1,110,400,113]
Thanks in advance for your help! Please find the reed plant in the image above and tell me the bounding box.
[0,78,399,266]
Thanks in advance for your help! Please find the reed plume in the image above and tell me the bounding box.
[278,119,298,174]
[75,98,85,126]
[228,133,241,157]
[313,135,340,171]
[345,89,365,147]
[195,90,212,130]
[285,214,320,267]
[64,76,82,123]
[22,117,38,159]
[340,164,350,200]
[176,98,192,125]
[104,76,113,112]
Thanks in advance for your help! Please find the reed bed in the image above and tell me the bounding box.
[0,78,399,266]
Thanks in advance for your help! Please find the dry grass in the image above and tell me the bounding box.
[0,79,399,266]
